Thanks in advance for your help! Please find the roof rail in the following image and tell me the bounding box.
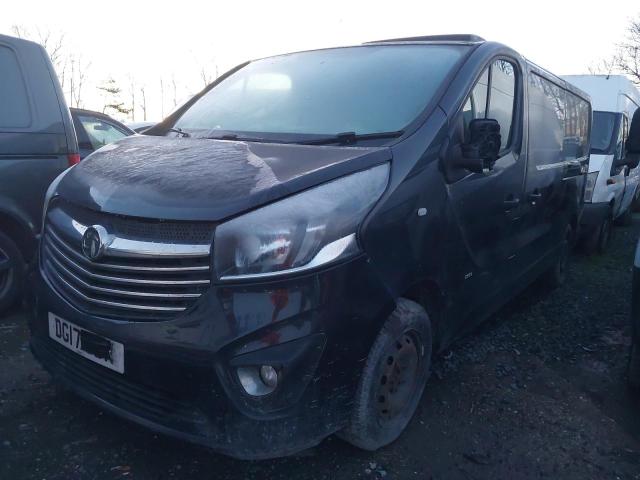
[365,34,485,44]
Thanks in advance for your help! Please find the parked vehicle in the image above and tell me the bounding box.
[29,35,590,459]
[0,34,78,313]
[563,75,640,252]
[126,121,156,134]
[70,108,135,160]
[626,108,640,390]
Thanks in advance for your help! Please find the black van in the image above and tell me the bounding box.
[29,35,590,459]
[0,34,78,312]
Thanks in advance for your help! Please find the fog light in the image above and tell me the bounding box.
[237,365,279,396]
[259,365,278,389]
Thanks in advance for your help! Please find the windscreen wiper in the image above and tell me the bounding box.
[167,127,191,138]
[203,130,404,145]
[298,130,404,145]
[205,133,274,143]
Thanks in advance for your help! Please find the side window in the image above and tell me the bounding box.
[462,69,488,138]
[528,73,590,168]
[614,115,625,161]
[462,60,516,151]
[528,74,565,167]
[564,93,590,160]
[487,60,516,150]
[78,115,129,150]
[0,46,31,128]
[621,115,629,159]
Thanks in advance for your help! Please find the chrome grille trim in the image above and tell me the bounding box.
[67,217,211,258]
[44,268,188,312]
[44,248,201,299]
[44,238,210,286]
[47,228,209,273]
[41,204,214,321]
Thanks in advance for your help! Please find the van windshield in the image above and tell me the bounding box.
[174,45,467,141]
[590,111,618,154]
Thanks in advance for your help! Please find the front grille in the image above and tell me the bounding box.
[41,201,214,321]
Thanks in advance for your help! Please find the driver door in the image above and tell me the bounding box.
[446,58,527,330]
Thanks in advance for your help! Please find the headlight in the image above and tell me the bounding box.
[42,168,72,229]
[214,163,390,280]
[584,171,599,202]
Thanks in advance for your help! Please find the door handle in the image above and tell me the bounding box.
[503,197,520,209]
[529,192,542,201]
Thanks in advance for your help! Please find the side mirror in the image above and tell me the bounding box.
[626,109,640,169]
[457,119,501,173]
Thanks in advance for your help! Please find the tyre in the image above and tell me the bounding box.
[616,206,633,227]
[0,230,25,314]
[633,191,640,213]
[340,298,432,451]
[543,227,570,289]
[584,212,612,254]
[596,213,613,254]
[629,342,640,391]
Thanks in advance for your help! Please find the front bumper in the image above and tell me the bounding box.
[579,202,610,237]
[28,256,394,459]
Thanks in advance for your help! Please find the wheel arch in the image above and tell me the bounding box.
[0,209,37,262]
[401,279,446,352]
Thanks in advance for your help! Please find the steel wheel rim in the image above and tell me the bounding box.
[376,331,422,422]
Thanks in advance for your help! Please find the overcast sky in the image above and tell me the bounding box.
[2,0,637,122]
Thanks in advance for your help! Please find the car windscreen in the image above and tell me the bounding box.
[174,45,468,140]
[590,111,618,155]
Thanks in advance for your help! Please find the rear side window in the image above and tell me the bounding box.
[0,46,31,128]
[528,73,590,167]
[563,92,590,160]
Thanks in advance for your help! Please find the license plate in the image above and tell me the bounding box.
[48,313,124,374]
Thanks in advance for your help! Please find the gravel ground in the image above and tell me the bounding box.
[1,218,640,479]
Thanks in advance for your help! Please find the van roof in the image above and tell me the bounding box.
[365,34,485,45]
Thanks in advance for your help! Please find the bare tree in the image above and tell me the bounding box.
[73,56,90,108]
[64,54,91,108]
[200,67,213,88]
[172,75,178,107]
[11,25,65,76]
[129,76,137,122]
[615,16,640,86]
[588,58,616,77]
[139,86,148,121]
[11,24,90,107]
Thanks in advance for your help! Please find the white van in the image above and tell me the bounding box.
[563,75,640,252]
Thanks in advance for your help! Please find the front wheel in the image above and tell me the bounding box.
[339,298,432,451]
[596,213,613,253]
[633,190,640,213]
[616,206,633,227]
[584,212,612,255]
[543,226,571,289]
